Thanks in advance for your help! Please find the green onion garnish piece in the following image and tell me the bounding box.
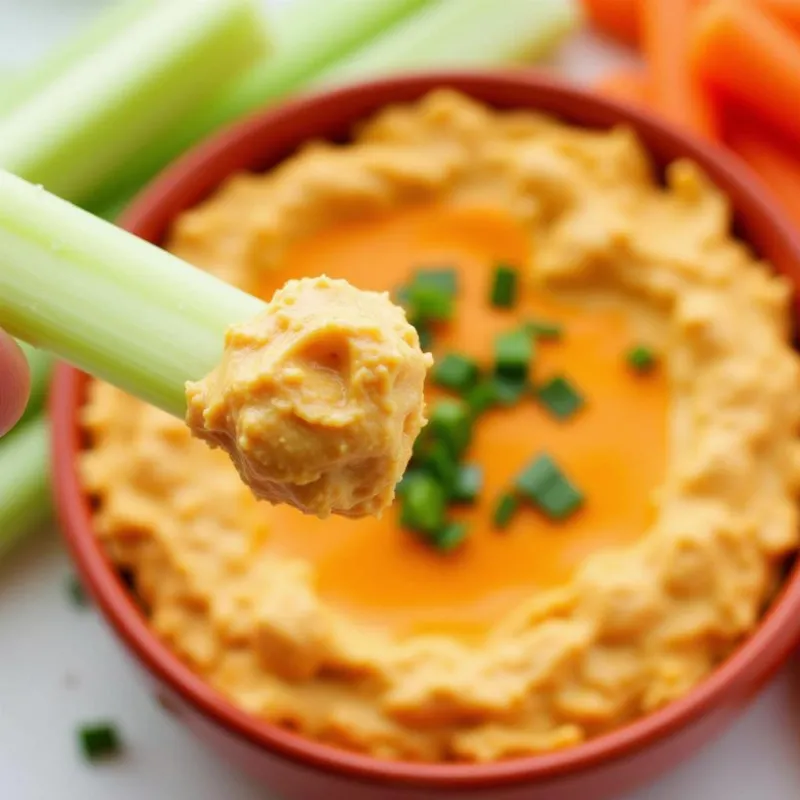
[396,468,425,498]
[432,520,469,552]
[491,374,528,407]
[451,463,483,504]
[423,441,459,491]
[399,473,447,535]
[68,575,89,608]
[494,328,533,380]
[493,492,519,529]
[429,399,472,458]
[524,318,563,340]
[627,344,658,374]
[79,723,121,761]
[515,453,561,500]
[535,375,584,420]
[538,478,584,520]
[415,323,434,352]
[465,379,498,416]
[490,263,519,308]
[397,268,458,327]
[0,171,265,419]
[407,283,454,324]
[432,352,480,393]
[413,267,458,297]
[515,453,584,521]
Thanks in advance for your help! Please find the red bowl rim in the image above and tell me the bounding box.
[51,70,800,790]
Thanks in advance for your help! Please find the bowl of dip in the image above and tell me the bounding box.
[51,71,800,800]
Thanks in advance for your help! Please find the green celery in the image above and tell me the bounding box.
[0,0,268,205]
[315,0,581,86]
[0,171,264,418]
[17,341,53,425]
[86,0,434,213]
[0,416,51,558]
[0,0,159,115]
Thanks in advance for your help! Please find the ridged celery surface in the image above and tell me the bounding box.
[0,0,159,115]
[316,0,582,85]
[85,0,434,214]
[0,417,51,558]
[0,171,264,419]
[0,0,268,205]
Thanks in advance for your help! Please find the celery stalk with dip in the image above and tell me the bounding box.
[0,171,431,519]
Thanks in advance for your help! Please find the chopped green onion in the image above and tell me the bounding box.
[429,399,472,458]
[0,0,268,205]
[493,492,519,529]
[515,453,583,521]
[451,463,483,504]
[538,478,584,520]
[491,374,529,407]
[515,453,561,500]
[432,353,480,393]
[406,283,454,324]
[465,380,498,416]
[88,0,435,212]
[415,323,434,352]
[524,318,563,340]
[316,0,581,86]
[490,264,519,308]
[414,267,458,297]
[423,441,458,490]
[494,328,533,380]
[0,171,265,418]
[535,375,584,420]
[431,520,469,552]
[78,723,121,761]
[627,345,658,374]
[0,417,51,558]
[396,468,424,497]
[68,575,90,608]
[399,473,447,535]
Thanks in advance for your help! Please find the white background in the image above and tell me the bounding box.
[2,2,800,798]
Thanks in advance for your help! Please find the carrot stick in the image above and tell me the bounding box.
[725,113,800,228]
[643,0,717,138]
[745,0,800,34]
[594,70,650,104]
[690,0,800,149]
[581,0,641,45]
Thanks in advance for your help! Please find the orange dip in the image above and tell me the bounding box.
[254,205,669,638]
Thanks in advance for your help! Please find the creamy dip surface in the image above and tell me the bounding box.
[80,91,800,762]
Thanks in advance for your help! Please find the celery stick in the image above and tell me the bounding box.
[0,416,51,558]
[0,0,159,115]
[0,171,264,418]
[17,341,53,425]
[315,0,581,85]
[84,0,434,214]
[0,0,268,205]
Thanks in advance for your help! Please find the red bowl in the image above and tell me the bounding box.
[52,72,800,800]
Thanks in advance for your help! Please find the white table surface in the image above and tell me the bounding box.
[3,2,800,799]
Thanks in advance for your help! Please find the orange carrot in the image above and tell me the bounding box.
[643,0,717,138]
[725,113,800,228]
[594,70,650,104]
[691,0,800,149]
[746,0,800,34]
[581,0,641,45]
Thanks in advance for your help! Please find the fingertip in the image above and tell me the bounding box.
[0,333,31,436]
